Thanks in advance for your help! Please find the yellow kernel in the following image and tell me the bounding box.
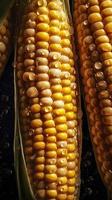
[35,172,44,180]
[53,108,65,116]
[62,87,71,94]
[46,136,56,143]
[48,2,59,10]
[46,190,57,198]
[44,128,56,135]
[38,15,49,23]
[49,10,60,19]
[105,22,112,33]
[31,119,42,128]
[55,116,66,124]
[60,30,70,38]
[46,143,57,151]
[67,144,75,152]
[58,185,68,193]
[50,26,60,35]
[61,39,70,47]
[36,32,49,41]
[50,43,62,52]
[57,194,67,200]
[35,164,44,172]
[98,43,112,51]
[57,167,67,176]
[46,151,57,158]
[56,124,67,132]
[45,165,57,173]
[61,63,71,71]
[51,85,62,92]
[57,148,67,156]
[67,170,75,178]
[44,120,55,128]
[33,142,45,150]
[31,104,40,113]
[96,35,109,44]
[57,132,67,140]
[104,16,112,24]
[45,174,57,182]
[66,112,77,120]
[26,87,38,98]
[37,41,49,49]
[64,103,74,111]
[68,153,76,161]
[49,61,61,69]
[37,23,49,32]
[52,93,63,100]
[33,135,44,142]
[35,157,45,164]
[68,178,76,185]
[57,158,67,167]
[88,13,102,23]
[61,80,71,86]
[100,0,112,9]
[50,19,60,27]
[58,177,67,185]
[63,95,72,103]
[102,8,112,17]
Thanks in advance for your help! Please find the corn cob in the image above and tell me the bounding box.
[16,0,81,199]
[74,0,112,193]
[0,12,12,77]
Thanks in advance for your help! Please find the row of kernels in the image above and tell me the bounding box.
[16,12,34,183]
[60,9,79,199]
[35,3,51,198]
[48,2,68,199]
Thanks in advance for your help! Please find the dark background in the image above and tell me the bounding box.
[0,55,107,200]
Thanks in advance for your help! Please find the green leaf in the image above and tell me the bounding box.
[0,0,15,21]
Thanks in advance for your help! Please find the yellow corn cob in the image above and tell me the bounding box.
[74,0,112,193]
[0,12,12,77]
[16,0,81,199]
